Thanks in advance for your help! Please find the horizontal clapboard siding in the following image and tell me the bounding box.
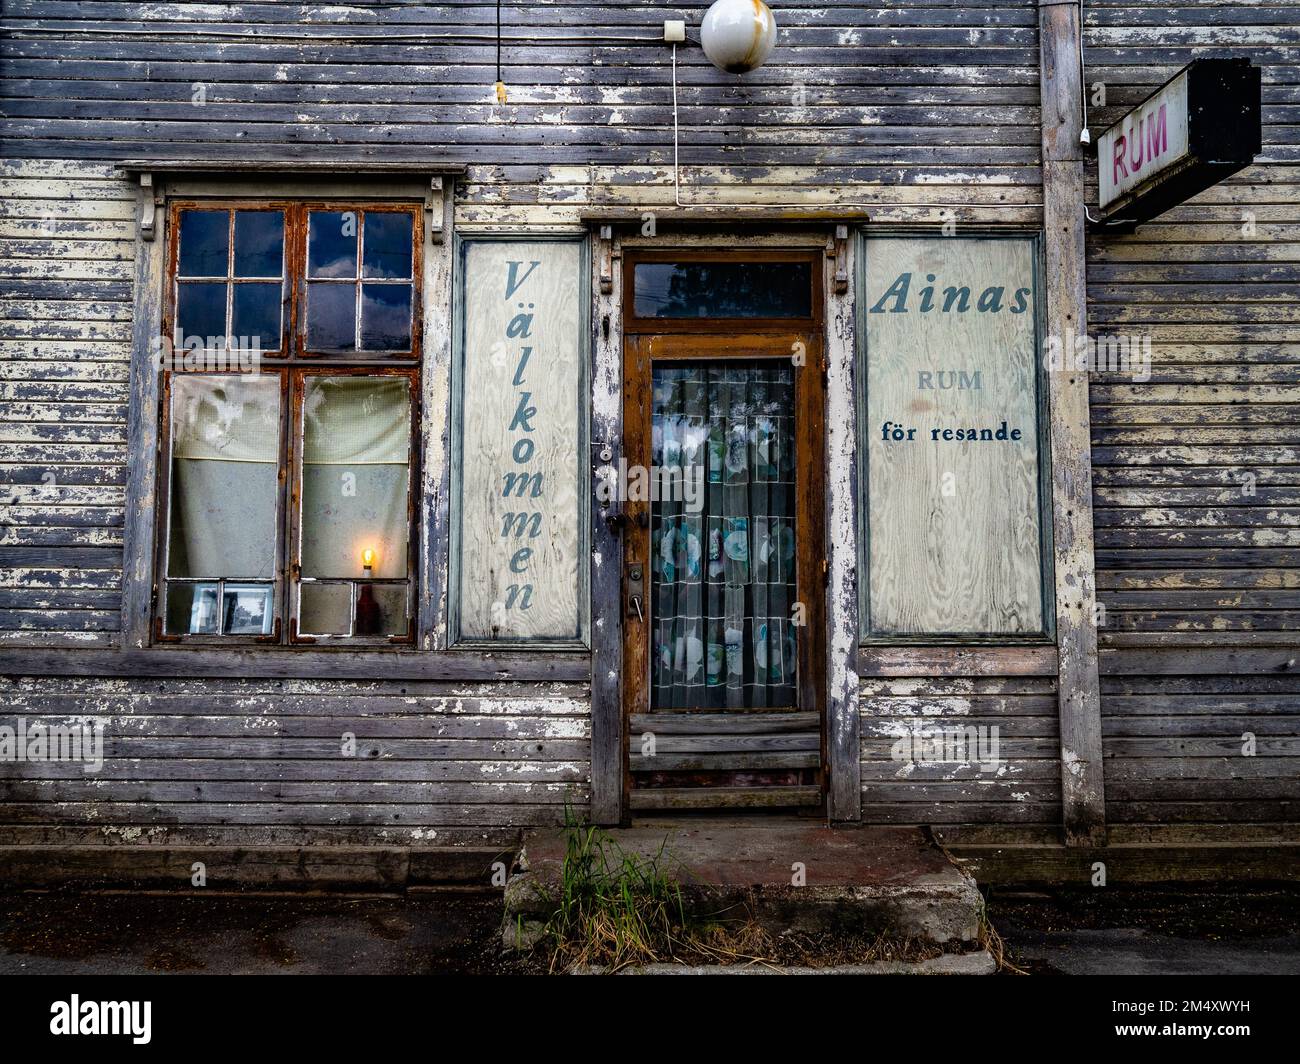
[1098,674,1298,822]
[0,675,592,829]
[0,2,1043,225]
[0,158,133,647]
[1085,1,1300,824]
[859,675,1062,825]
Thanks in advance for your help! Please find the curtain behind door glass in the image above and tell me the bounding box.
[650,362,798,709]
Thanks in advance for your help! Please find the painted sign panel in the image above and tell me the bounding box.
[862,236,1046,636]
[454,238,586,643]
[1096,59,1260,222]
[1098,69,1190,210]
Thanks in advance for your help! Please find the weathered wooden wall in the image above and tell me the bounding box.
[0,4,1049,837]
[1084,1,1299,825]
[0,2,1295,842]
[0,674,588,839]
[0,159,132,647]
[861,670,1062,825]
[1,1,1043,224]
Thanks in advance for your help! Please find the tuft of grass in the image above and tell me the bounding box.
[538,822,689,973]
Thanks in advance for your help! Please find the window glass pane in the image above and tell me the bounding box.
[300,582,352,636]
[167,375,280,580]
[308,211,358,278]
[176,281,227,342]
[650,362,797,709]
[222,583,274,634]
[165,583,219,635]
[177,210,229,277]
[305,282,356,351]
[300,376,411,580]
[233,210,284,277]
[355,583,407,636]
[633,261,812,318]
[362,213,413,279]
[360,283,412,350]
[231,283,281,350]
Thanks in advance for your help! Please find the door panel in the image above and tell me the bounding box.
[622,331,826,811]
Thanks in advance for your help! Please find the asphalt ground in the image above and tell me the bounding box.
[1,885,1297,975]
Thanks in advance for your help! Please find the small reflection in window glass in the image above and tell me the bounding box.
[361,284,412,350]
[222,584,274,635]
[308,211,358,278]
[176,281,227,340]
[178,210,229,277]
[233,210,284,277]
[164,584,209,635]
[362,213,413,279]
[634,261,812,319]
[306,282,356,350]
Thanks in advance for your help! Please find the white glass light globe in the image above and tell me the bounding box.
[700,0,777,74]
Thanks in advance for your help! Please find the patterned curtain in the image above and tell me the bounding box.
[650,362,798,709]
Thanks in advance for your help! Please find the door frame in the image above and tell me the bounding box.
[618,246,828,811]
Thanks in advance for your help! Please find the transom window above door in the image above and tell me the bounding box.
[624,250,822,332]
[168,202,421,359]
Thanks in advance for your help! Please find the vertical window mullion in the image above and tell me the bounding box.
[224,209,235,346]
[355,211,365,353]
[285,368,303,643]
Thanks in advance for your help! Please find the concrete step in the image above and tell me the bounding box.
[573,952,997,975]
[503,819,984,952]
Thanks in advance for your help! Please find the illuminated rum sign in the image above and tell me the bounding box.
[1098,58,1260,223]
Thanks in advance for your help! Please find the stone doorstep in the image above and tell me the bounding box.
[503,820,985,953]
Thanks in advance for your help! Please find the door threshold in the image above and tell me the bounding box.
[629,785,822,811]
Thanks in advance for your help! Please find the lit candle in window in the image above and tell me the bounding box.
[361,547,375,574]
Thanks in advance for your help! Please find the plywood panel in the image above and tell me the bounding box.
[862,236,1045,635]
[454,238,585,643]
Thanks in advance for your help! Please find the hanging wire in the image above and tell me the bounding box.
[494,0,507,104]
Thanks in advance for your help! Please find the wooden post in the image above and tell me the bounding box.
[1039,0,1107,845]
[588,226,625,825]
[826,233,861,821]
[119,178,166,651]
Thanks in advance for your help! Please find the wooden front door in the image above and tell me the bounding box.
[620,250,827,813]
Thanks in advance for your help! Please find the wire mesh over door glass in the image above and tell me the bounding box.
[650,361,798,709]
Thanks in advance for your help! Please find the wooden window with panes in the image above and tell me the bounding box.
[155,202,421,645]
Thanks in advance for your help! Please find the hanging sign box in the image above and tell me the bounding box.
[1097,58,1261,224]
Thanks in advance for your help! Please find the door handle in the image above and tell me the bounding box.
[626,564,645,622]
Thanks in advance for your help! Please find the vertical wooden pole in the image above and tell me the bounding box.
[589,226,625,825]
[825,235,862,821]
[419,185,456,649]
[120,177,166,651]
[1039,0,1107,845]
